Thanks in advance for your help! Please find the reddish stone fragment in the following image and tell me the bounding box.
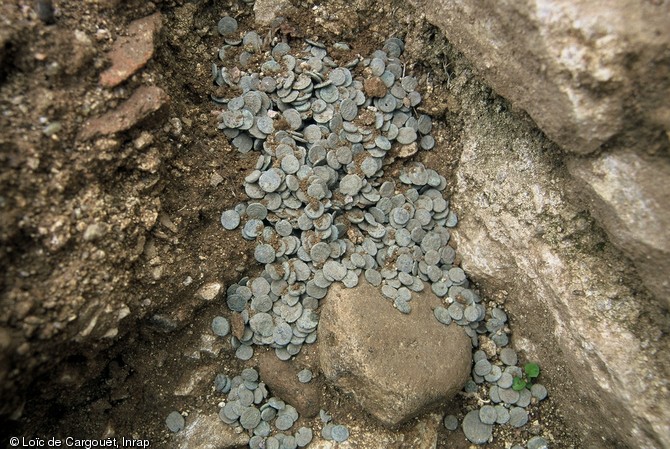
[100,12,163,87]
[77,86,169,141]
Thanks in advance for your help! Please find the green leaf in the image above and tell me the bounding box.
[524,362,540,379]
[512,377,527,391]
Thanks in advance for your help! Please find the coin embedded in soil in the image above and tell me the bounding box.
[165,411,185,433]
[462,409,493,444]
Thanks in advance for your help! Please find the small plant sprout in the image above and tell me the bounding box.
[512,362,540,391]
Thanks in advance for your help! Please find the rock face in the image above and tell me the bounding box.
[567,150,670,308]
[408,0,670,155]
[318,281,472,427]
[437,63,670,448]
[402,2,670,447]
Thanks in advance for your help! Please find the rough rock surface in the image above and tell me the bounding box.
[173,411,249,449]
[567,149,670,308]
[402,2,670,446]
[253,0,292,26]
[257,348,322,418]
[99,12,163,87]
[408,0,670,155]
[77,85,169,141]
[442,65,670,448]
[318,281,472,427]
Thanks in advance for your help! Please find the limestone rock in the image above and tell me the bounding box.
[408,0,670,154]
[318,281,471,427]
[567,149,670,307]
[174,365,215,396]
[77,86,169,141]
[254,0,292,26]
[173,411,249,449]
[196,282,222,301]
[448,76,670,449]
[257,349,322,418]
[100,13,163,87]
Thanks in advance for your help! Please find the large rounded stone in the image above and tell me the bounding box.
[318,280,472,427]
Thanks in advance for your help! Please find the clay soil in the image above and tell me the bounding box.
[0,0,580,448]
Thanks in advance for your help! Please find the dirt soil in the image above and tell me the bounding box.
[1,0,581,448]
